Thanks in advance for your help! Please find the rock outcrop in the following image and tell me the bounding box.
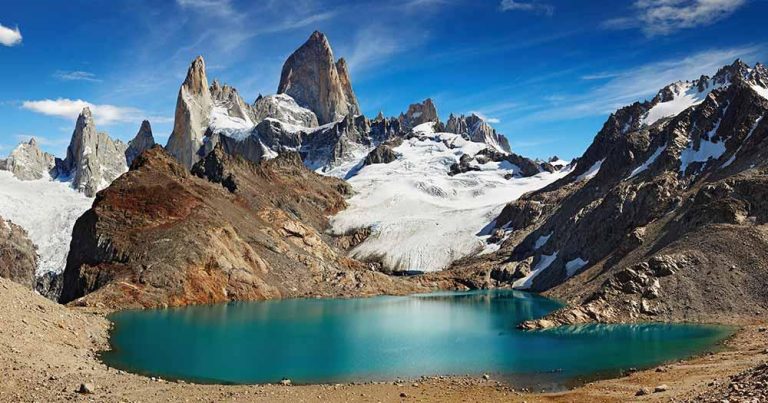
[363,138,402,166]
[0,216,37,289]
[1,138,56,180]
[445,113,511,153]
[166,56,214,169]
[124,120,156,166]
[252,94,319,128]
[277,31,360,125]
[58,107,128,197]
[59,146,422,309]
[210,80,254,124]
[399,98,439,129]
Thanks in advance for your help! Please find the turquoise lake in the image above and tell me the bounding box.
[101,290,733,387]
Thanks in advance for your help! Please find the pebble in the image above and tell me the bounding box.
[482,374,490,380]
[654,384,669,393]
[77,383,95,394]
[399,392,408,398]
[279,378,291,386]
[635,387,650,396]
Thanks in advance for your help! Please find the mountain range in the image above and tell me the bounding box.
[1,32,767,327]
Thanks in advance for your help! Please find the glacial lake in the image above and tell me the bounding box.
[101,290,733,388]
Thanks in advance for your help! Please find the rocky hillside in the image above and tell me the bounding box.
[0,216,37,289]
[449,60,768,326]
[58,146,423,309]
[0,138,56,180]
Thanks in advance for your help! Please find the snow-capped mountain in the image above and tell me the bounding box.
[461,59,768,327]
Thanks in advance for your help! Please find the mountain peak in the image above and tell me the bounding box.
[183,55,209,95]
[277,31,360,124]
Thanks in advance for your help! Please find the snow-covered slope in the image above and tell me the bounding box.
[0,171,92,275]
[329,123,569,272]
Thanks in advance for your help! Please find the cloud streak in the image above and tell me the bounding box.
[21,98,160,126]
[53,71,101,82]
[0,23,22,46]
[500,0,554,15]
[604,0,747,36]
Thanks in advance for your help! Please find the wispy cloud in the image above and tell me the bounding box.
[500,0,554,16]
[520,45,762,122]
[0,23,22,46]
[53,70,101,82]
[604,0,747,36]
[345,26,428,74]
[468,110,501,124]
[21,98,164,125]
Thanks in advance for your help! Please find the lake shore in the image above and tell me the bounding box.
[1,276,766,402]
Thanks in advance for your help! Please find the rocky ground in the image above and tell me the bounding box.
[1,275,766,402]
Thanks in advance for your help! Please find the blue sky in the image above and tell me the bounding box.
[1,0,767,160]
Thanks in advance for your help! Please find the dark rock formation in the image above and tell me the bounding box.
[363,139,402,166]
[0,217,36,289]
[277,31,360,125]
[445,113,511,153]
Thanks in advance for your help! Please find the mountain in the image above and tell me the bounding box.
[0,138,56,180]
[0,216,37,289]
[125,120,156,166]
[58,107,129,197]
[59,146,423,308]
[445,113,512,153]
[165,56,214,169]
[447,59,768,327]
[252,93,319,128]
[277,31,360,125]
[399,98,439,130]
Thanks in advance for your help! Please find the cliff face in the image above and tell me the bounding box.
[59,146,422,309]
[165,56,214,169]
[124,120,156,166]
[277,31,360,125]
[0,216,37,289]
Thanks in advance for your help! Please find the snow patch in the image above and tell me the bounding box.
[680,118,727,174]
[751,84,768,101]
[513,252,558,290]
[209,105,254,141]
[565,257,589,277]
[534,232,552,250]
[722,116,763,168]
[576,159,604,182]
[627,143,666,179]
[642,81,717,126]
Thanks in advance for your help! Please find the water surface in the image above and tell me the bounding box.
[102,290,732,386]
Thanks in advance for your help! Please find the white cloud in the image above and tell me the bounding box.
[500,0,554,15]
[21,98,144,125]
[0,23,22,47]
[521,45,762,121]
[469,111,501,124]
[53,71,101,82]
[604,0,746,36]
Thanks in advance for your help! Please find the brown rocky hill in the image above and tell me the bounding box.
[59,146,422,309]
[444,60,768,326]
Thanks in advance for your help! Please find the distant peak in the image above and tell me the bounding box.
[80,106,92,117]
[139,120,152,133]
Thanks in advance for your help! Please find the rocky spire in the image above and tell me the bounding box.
[399,98,439,129]
[125,120,156,166]
[166,56,213,169]
[277,31,361,125]
[60,107,128,197]
[1,137,56,180]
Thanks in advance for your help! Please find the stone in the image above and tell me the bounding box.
[654,384,669,393]
[279,378,291,386]
[77,383,95,394]
[277,31,360,125]
[635,387,651,396]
